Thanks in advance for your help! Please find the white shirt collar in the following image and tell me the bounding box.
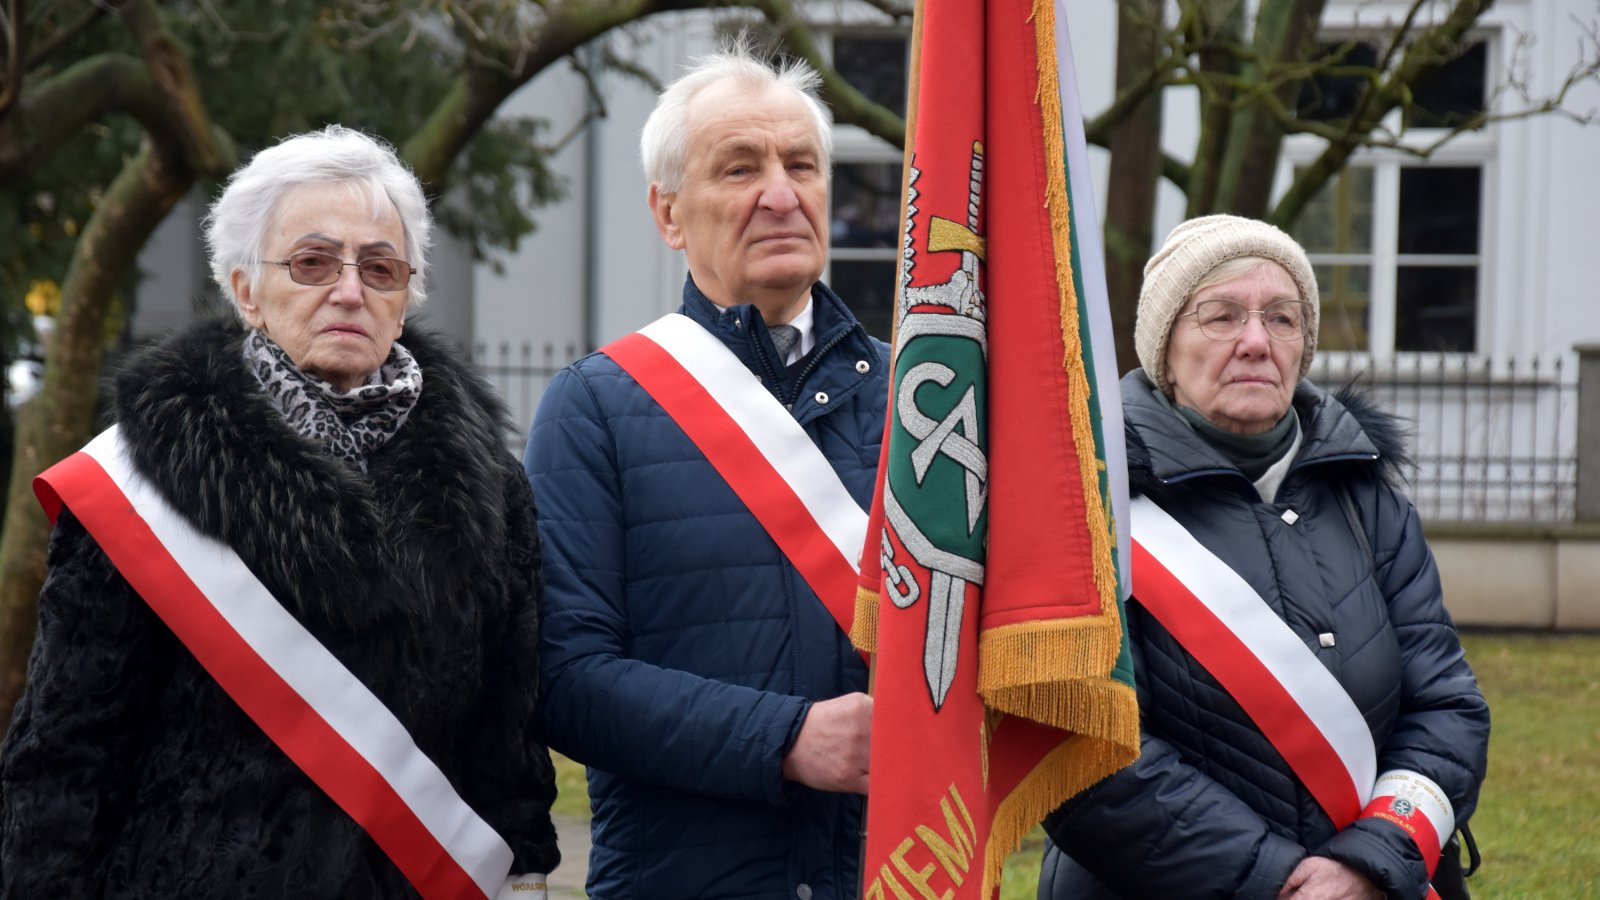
[783,297,816,365]
[1253,414,1304,503]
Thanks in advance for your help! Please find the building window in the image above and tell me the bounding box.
[1289,39,1488,355]
[1405,42,1488,129]
[832,33,909,114]
[829,161,902,340]
[1295,166,1375,352]
[1394,166,1481,352]
[824,30,909,342]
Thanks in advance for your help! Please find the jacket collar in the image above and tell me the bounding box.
[677,276,883,420]
[1122,369,1381,488]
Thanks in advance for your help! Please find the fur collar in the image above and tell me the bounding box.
[111,317,519,632]
[1324,382,1412,484]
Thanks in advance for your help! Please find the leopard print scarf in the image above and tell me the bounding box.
[243,329,423,472]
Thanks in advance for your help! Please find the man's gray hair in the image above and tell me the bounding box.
[203,124,434,313]
[640,39,834,194]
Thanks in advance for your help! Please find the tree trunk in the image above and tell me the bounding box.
[1213,0,1328,216]
[0,142,195,724]
[1184,0,1244,216]
[1103,0,1167,375]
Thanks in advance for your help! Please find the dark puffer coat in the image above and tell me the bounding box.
[0,318,560,898]
[526,278,887,900]
[1040,370,1489,900]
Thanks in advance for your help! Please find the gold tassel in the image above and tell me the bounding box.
[851,585,881,653]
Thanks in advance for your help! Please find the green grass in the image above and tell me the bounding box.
[1455,631,1600,899]
[551,751,588,819]
[551,632,1600,899]
[1000,827,1045,900]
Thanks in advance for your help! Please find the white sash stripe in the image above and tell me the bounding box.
[1373,769,1456,840]
[1132,496,1378,806]
[81,426,517,899]
[638,314,867,570]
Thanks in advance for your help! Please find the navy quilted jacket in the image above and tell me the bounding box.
[1039,370,1489,900]
[526,278,888,900]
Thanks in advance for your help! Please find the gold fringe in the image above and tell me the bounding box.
[851,585,881,653]
[977,615,1125,730]
[1032,0,1118,615]
[978,679,1141,898]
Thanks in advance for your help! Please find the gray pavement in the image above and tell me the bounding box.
[549,813,591,899]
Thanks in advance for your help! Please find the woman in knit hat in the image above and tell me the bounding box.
[1038,215,1489,900]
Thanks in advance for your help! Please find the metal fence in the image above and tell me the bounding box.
[464,343,1582,524]
[1307,354,1579,523]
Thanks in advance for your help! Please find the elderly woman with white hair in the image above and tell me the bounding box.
[1038,216,1489,900]
[0,125,559,898]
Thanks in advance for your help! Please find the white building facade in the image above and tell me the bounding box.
[459,1,1600,359]
[127,0,1600,521]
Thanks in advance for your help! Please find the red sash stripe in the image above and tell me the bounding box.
[35,432,513,900]
[602,319,865,647]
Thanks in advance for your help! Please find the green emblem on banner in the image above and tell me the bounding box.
[889,328,988,555]
[881,144,990,709]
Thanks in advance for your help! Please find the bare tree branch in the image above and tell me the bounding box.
[119,0,232,175]
[745,0,906,148]
[597,39,664,94]
[542,50,610,155]
[0,52,225,180]
[1270,0,1493,225]
[1084,47,1186,145]
[402,0,722,191]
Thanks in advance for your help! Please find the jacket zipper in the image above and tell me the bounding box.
[780,327,856,408]
[751,325,785,391]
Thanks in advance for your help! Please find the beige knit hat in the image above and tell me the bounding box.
[1135,214,1320,394]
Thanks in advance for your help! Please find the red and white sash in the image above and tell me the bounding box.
[1130,496,1454,890]
[601,313,868,644]
[34,427,544,900]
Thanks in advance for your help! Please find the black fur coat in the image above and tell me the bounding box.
[0,318,559,898]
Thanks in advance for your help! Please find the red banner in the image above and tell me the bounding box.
[852,1,1140,897]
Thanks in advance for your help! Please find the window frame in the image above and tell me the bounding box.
[1278,30,1499,361]
[820,26,911,340]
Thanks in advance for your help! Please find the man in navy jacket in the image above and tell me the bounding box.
[525,43,889,900]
